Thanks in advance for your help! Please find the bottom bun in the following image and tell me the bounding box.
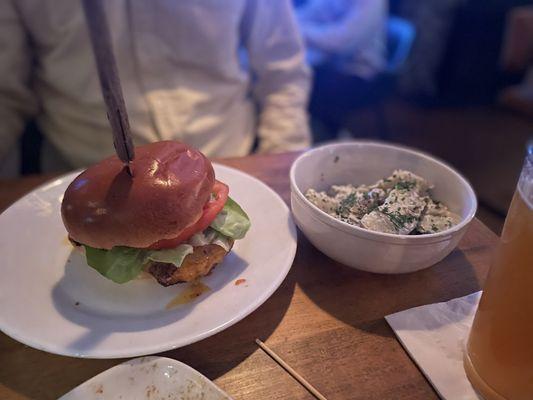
[148,242,233,286]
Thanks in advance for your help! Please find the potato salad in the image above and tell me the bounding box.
[305,170,460,235]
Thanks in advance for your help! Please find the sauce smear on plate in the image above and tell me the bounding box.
[166,281,210,309]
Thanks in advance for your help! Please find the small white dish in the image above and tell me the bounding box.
[290,141,477,273]
[59,356,232,399]
[0,164,297,358]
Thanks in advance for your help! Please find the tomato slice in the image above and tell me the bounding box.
[148,180,229,249]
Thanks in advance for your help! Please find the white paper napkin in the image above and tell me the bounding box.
[385,292,482,400]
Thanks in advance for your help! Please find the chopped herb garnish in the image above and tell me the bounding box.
[368,205,379,213]
[382,210,416,230]
[394,181,416,191]
[336,192,359,216]
[305,170,459,235]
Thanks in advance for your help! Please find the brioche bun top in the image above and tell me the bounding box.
[61,141,215,249]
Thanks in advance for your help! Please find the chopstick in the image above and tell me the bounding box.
[255,339,328,400]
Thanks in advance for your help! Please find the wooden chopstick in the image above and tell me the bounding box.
[255,339,328,400]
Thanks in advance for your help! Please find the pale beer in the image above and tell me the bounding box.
[464,148,533,399]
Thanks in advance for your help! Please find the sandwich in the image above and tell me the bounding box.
[61,141,250,286]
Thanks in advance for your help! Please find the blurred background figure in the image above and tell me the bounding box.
[0,0,310,177]
[296,0,388,141]
[499,5,533,117]
[294,0,532,235]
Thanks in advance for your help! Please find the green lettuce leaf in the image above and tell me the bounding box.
[85,246,146,284]
[210,197,251,239]
[83,198,249,284]
[145,244,194,265]
[85,245,195,284]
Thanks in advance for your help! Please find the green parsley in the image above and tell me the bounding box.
[394,181,416,191]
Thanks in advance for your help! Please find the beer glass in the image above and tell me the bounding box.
[464,145,533,399]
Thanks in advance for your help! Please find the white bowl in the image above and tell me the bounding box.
[290,141,477,274]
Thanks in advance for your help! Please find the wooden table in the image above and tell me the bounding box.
[0,152,498,400]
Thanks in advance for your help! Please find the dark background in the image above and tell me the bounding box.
[297,0,532,233]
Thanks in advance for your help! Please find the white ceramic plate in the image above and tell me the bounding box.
[59,356,232,399]
[0,164,296,358]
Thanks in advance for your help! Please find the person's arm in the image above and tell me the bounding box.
[242,0,311,153]
[300,0,386,55]
[0,1,38,165]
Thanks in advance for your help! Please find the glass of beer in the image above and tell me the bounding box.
[464,144,533,399]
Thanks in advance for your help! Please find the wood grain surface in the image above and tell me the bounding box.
[0,152,498,400]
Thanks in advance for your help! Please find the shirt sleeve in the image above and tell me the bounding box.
[242,0,311,153]
[300,0,387,55]
[0,1,38,164]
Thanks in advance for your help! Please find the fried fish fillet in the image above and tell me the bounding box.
[148,242,232,286]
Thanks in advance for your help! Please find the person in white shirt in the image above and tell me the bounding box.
[0,0,311,176]
[297,0,387,140]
